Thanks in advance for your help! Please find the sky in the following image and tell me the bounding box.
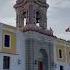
[0,0,70,40]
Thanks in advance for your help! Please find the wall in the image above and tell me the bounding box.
[54,39,70,70]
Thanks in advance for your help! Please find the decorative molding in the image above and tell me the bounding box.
[37,0,46,4]
[0,52,19,55]
[15,0,49,8]
[34,0,49,8]
[14,0,28,8]
[22,24,53,36]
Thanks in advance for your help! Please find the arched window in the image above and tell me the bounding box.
[36,11,40,26]
[24,18,27,26]
[22,12,27,26]
[59,49,62,58]
[36,11,40,23]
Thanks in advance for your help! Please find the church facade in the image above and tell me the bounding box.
[0,0,70,70]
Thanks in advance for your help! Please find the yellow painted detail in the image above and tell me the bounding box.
[3,24,16,32]
[66,47,70,64]
[2,30,16,54]
[56,43,66,62]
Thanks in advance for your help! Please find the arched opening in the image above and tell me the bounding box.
[24,18,27,26]
[59,49,62,58]
[38,49,48,70]
[36,11,40,27]
[22,12,27,26]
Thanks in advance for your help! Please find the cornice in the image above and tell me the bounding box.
[34,0,49,8]
[36,0,46,4]
[14,0,49,9]
[16,0,24,4]
[14,0,28,8]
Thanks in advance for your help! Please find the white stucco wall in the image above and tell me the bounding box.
[0,53,18,70]
[16,30,26,70]
[0,30,26,70]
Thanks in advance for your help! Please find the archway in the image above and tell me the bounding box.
[39,49,48,70]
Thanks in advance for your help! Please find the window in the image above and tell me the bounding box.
[60,65,64,70]
[36,11,40,23]
[24,18,27,26]
[3,56,10,69]
[23,12,27,26]
[59,49,62,58]
[4,35,10,47]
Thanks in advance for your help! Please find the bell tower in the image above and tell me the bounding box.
[14,0,50,32]
[14,1,54,70]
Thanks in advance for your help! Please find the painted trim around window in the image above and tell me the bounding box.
[3,34,11,49]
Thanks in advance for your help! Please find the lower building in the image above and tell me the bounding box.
[0,23,70,70]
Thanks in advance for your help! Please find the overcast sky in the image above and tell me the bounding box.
[0,0,70,40]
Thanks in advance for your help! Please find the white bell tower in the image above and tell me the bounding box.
[14,0,50,33]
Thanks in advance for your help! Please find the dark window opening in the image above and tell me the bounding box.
[36,11,40,23]
[59,49,62,58]
[60,65,64,70]
[3,56,10,69]
[23,12,26,18]
[4,35,10,47]
[23,12,27,26]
